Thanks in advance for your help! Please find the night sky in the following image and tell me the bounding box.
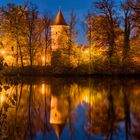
[0,0,92,14]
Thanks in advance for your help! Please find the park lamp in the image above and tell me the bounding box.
[42,56,46,66]
[0,49,5,55]
[84,49,89,54]
[42,56,45,61]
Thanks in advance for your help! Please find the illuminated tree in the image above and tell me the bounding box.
[1,3,28,67]
[86,15,112,48]
[92,0,119,64]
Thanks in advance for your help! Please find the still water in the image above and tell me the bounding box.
[0,77,140,140]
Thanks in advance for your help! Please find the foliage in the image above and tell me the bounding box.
[0,81,16,139]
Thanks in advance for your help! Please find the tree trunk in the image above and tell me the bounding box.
[17,38,24,68]
[45,28,49,66]
[16,44,18,67]
[29,30,33,67]
[123,12,131,62]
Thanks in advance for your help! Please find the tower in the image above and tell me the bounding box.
[51,10,69,51]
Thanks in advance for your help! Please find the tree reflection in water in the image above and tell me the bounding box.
[0,77,140,140]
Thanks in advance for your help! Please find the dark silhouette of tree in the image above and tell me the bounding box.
[66,10,77,69]
[26,3,40,67]
[121,1,132,61]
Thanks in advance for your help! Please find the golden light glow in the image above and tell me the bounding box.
[42,56,45,66]
[84,94,89,102]
[82,94,96,105]
[84,49,89,54]
[42,56,45,61]
[41,83,45,94]
[0,94,5,103]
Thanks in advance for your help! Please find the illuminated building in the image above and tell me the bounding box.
[51,10,69,51]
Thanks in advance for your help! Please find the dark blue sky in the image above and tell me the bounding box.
[0,0,92,14]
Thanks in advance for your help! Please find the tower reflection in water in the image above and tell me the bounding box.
[49,79,71,140]
[50,95,69,139]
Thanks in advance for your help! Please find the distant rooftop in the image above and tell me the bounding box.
[53,10,67,25]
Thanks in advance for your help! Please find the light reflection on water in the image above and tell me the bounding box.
[0,77,140,140]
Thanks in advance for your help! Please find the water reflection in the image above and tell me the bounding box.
[0,77,140,140]
[50,95,69,139]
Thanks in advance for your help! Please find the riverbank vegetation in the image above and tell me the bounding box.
[0,0,140,76]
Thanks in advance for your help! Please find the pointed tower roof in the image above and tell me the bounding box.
[53,10,67,25]
[52,124,65,139]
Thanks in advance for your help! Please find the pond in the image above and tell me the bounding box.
[0,77,140,140]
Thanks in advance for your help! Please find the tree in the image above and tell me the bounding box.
[85,12,94,74]
[85,8,121,73]
[130,0,140,39]
[121,1,132,61]
[85,12,94,46]
[93,0,119,63]
[25,4,41,67]
[129,0,140,23]
[67,10,77,68]
[1,3,28,68]
[86,15,111,48]
[42,13,51,66]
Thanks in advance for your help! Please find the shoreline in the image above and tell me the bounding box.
[1,66,140,78]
